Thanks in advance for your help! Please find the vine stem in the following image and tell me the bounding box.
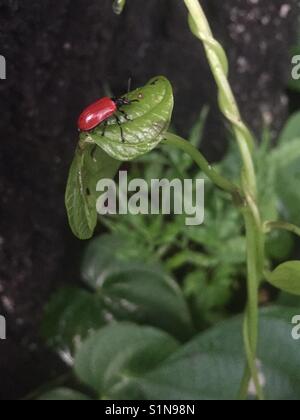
[183,0,265,400]
[164,133,242,197]
[264,221,300,238]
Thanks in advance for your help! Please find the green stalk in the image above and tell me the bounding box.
[264,221,300,238]
[164,133,242,197]
[183,0,265,400]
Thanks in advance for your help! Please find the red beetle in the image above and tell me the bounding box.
[78,96,136,142]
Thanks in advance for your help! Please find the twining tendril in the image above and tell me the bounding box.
[186,1,256,197]
[184,0,264,400]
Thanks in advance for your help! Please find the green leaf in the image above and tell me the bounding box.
[267,261,300,296]
[112,0,126,15]
[81,235,194,341]
[82,76,174,161]
[270,138,300,225]
[65,146,120,240]
[183,264,236,327]
[43,234,193,351]
[255,141,278,222]
[188,106,209,149]
[168,106,209,170]
[38,388,91,401]
[81,234,152,285]
[99,269,194,341]
[274,116,300,225]
[41,287,106,353]
[278,111,300,145]
[265,229,294,261]
[128,307,300,400]
[74,323,179,398]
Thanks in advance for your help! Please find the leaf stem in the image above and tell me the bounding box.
[164,133,242,198]
[263,221,300,238]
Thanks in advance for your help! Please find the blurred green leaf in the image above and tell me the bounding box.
[267,261,300,296]
[166,250,217,271]
[265,229,294,261]
[41,307,300,400]
[74,323,179,398]
[278,112,300,144]
[38,388,91,401]
[270,138,300,225]
[81,234,156,287]
[189,106,209,149]
[43,234,194,351]
[81,235,194,341]
[256,146,278,222]
[167,106,209,170]
[85,76,174,161]
[96,269,194,340]
[42,287,106,353]
[112,0,126,15]
[185,192,243,253]
[129,307,300,400]
[184,265,235,325]
[65,146,120,240]
[220,140,242,181]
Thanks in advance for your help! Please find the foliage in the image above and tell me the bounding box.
[65,77,173,240]
[40,307,300,400]
[42,106,300,400]
[42,0,300,401]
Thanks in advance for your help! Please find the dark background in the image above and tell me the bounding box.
[0,0,299,400]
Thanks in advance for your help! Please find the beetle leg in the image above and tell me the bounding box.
[119,109,132,121]
[101,120,108,137]
[115,115,125,143]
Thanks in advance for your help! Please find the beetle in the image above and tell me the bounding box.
[78,96,137,142]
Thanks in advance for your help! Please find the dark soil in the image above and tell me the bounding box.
[0,0,299,400]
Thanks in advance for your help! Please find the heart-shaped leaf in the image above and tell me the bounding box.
[40,306,300,400]
[81,235,194,341]
[65,146,120,240]
[42,235,194,353]
[81,76,174,161]
[74,323,179,398]
[126,307,300,400]
[267,261,300,296]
